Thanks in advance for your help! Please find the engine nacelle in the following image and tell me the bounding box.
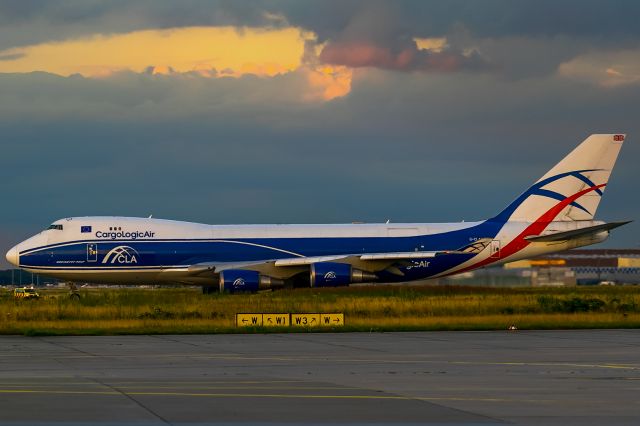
[219,270,283,293]
[310,262,377,287]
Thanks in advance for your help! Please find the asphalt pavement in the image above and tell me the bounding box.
[0,330,639,425]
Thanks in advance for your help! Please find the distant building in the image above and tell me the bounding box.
[431,249,640,287]
[504,249,640,286]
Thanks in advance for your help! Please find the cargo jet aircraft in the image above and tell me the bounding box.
[5,134,630,293]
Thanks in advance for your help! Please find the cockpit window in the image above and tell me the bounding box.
[47,224,63,231]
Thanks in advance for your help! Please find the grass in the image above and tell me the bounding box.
[0,285,639,335]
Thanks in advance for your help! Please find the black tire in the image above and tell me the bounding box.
[69,293,80,301]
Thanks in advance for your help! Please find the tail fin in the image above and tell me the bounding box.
[493,134,625,223]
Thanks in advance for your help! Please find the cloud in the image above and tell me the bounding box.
[558,48,640,87]
[0,0,284,50]
[0,26,311,78]
[414,37,448,52]
[0,24,355,102]
[3,1,638,82]
[282,1,640,79]
[3,1,640,53]
[319,39,486,73]
[306,2,481,73]
[303,65,353,101]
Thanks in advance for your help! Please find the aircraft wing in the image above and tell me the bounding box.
[187,251,438,277]
[525,221,631,242]
[273,251,438,266]
[187,238,493,278]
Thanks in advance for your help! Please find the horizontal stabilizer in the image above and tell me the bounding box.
[524,221,631,242]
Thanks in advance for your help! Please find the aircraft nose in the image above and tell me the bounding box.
[5,246,18,266]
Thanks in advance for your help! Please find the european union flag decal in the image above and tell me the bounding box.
[81,226,92,233]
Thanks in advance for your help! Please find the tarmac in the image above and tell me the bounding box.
[0,330,639,425]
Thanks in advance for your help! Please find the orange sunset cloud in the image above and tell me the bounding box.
[0,26,352,101]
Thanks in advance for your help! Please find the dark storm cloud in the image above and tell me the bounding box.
[419,0,640,39]
[3,0,639,80]
[285,0,640,77]
[4,1,640,47]
[281,0,640,41]
[0,0,279,50]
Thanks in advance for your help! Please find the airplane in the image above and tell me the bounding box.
[5,134,630,293]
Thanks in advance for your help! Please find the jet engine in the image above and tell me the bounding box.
[219,270,284,293]
[310,262,377,287]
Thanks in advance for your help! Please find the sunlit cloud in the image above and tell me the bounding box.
[0,26,311,78]
[0,26,357,102]
[414,37,448,52]
[304,65,353,101]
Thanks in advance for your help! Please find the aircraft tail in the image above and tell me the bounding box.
[493,134,626,223]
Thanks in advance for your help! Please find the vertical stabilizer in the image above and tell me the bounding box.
[493,134,625,223]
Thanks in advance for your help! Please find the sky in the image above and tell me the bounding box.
[1,0,639,267]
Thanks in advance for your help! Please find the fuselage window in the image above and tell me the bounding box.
[47,224,63,231]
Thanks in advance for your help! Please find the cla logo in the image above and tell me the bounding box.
[233,278,246,288]
[102,246,139,264]
[324,271,337,280]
